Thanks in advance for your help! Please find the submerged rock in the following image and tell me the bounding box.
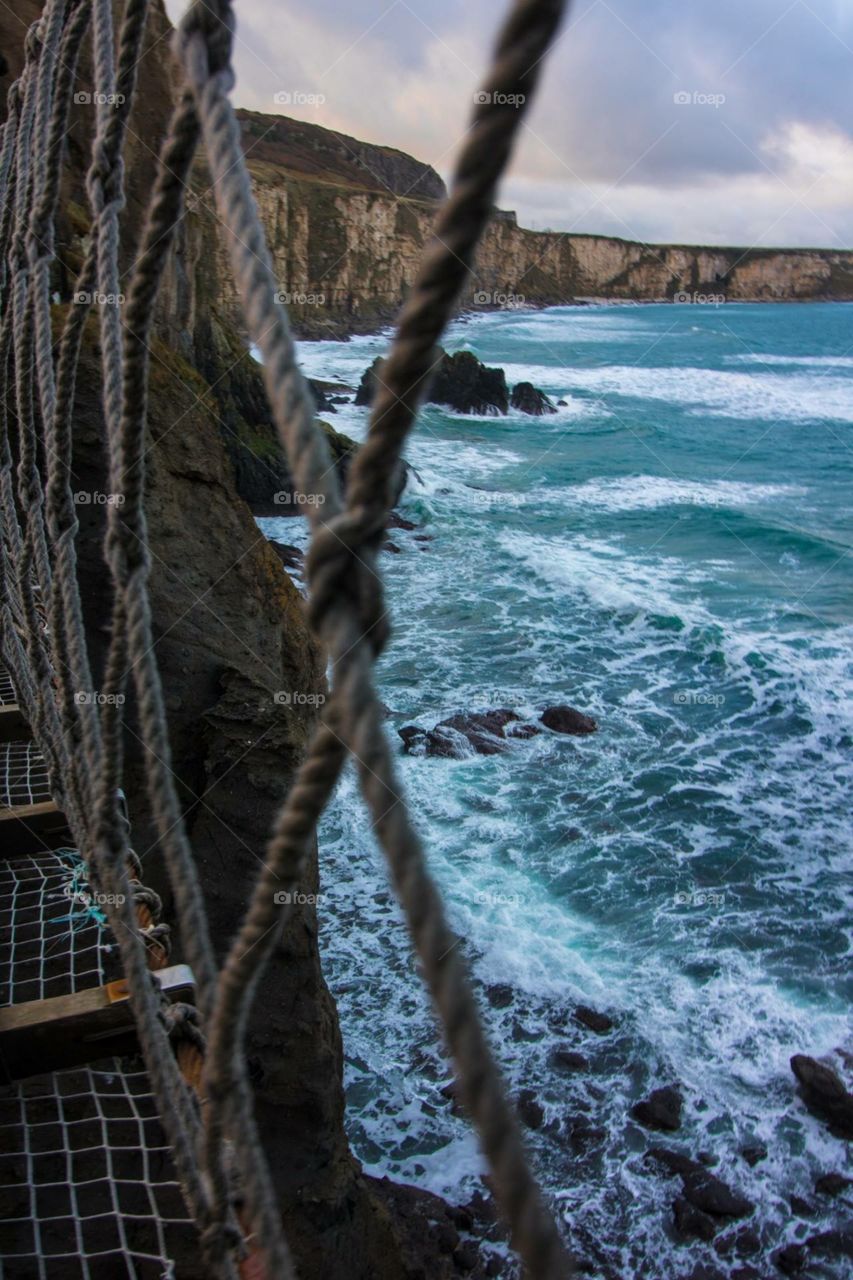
[791,1054,853,1137]
[540,705,598,735]
[510,381,558,415]
[573,1005,615,1034]
[632,1085,683,1132]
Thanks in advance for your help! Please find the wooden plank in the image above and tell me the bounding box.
[0,965,196,1081]
[0,799,71,853]
[0,704,26,743]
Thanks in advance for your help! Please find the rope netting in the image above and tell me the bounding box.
[0,0,574,1275]
[0,1062,204,1280]
[0,740,52,809]
[0,849,119,1004]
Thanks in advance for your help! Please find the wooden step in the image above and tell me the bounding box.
[0,798,71,853]
[0,964,196,1081]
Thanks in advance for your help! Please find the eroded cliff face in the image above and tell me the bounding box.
[180,110,853,340]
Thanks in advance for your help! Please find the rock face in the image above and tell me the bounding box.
[510,382,558,415]
[168,110,853,339]
[791,1054,853,1138]
[426,350,509,415]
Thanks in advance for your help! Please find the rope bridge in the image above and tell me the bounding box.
[0,0,572,1276]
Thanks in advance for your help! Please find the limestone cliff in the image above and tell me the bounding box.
[191,110,853,339]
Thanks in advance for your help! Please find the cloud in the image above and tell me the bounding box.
[163,0,853,248]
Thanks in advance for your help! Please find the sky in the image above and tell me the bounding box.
[164,0,853,249]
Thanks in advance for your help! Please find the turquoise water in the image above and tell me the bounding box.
[259,303,852,1276]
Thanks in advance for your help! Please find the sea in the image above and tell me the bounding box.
[256,302,853,1278]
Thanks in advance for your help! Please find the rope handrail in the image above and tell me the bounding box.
[0,0,574,1276]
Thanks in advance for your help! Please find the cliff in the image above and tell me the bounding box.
[178,109,853,339]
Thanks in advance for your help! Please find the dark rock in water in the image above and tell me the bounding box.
[550,1047,589,1072]
[565,1115,606,1150]
[307,378,338,413]
[714,1226,762,1258]
[510,381,558,415]
[387,511,418,531]
[806,1227,853,1265]
[557,398,568,406]
[267,540,304,575]
[427,349,509,415]
[573,1005,614,1034]
[354,355,384,406]
[791,1053,853,1137]
[632,1085,683,1132]
[541,705,598,735]
[398,709,523,758]
[740,1142,767,1167]
[774,1243,807,1275]
[815,1171,853,1196]
[681,1169,753,1219]
[516,1089,545,1130]
[673,1195,719,1242]
[358,349,510,415]
[646,1148,753,1220]
[790,1195,817,1218]
[505,721,541,739]
[486,983,514,1009]
[682,1266,729,1280]
[382,540,401,554]
[452,1240,479,1272]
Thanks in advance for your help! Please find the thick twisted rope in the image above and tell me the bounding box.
[0,6,237,1270]
[177,1,573,1276]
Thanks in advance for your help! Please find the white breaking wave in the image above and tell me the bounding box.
[556,363,853,423]
[559,475,807,514]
